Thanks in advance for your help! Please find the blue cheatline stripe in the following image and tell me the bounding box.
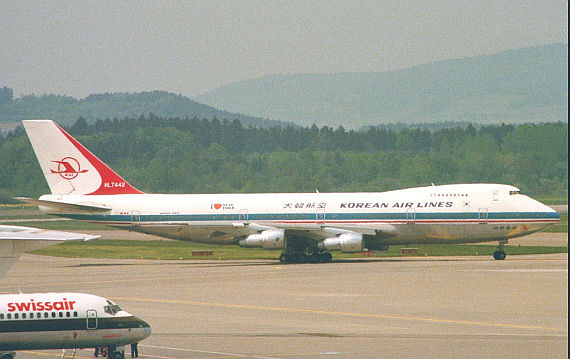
[0,316,148,332]
[61,211,559,223]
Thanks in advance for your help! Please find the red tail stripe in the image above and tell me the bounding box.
[55,123,143,195]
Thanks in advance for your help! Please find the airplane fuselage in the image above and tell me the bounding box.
[0,293,150,351]
[39,183,558,247]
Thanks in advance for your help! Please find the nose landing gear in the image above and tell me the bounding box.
[493,240,507,260]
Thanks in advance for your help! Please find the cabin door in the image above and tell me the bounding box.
[239,209,249,222]
[406,208,416,223]
[131,210,141,225]
[86,310,98,329]
[316,208,326,225]
[479,208,489,224]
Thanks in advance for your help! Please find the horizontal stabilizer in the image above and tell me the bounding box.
[14,197,112,213]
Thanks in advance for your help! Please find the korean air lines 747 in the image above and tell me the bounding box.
[17,120,559,263]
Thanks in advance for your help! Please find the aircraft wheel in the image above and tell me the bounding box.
[279,253,288,263]
[321,252,332,262]
[291,252,307,263]
[493,250,506,260]
[309,252,321,263]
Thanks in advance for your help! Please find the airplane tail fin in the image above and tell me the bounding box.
[22,120,143,195]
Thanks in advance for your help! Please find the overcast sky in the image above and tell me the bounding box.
[0,0,567,99]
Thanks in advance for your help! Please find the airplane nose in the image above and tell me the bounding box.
[543,203,560,221]
[533,199,560,228]
[134,317,152,339]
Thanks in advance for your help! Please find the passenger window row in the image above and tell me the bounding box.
[430,193,468,197]
[0,311,78,319]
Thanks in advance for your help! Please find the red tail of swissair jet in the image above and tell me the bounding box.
[17,120,559,263]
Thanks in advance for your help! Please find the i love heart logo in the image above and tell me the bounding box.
[214,203,222,210]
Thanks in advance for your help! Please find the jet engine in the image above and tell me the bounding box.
[318,233,364,253]
[239,229,285,249]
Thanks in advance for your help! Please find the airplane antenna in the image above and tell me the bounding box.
[315,189,320,193]
[431,182,435,186]
[18,287,23,294]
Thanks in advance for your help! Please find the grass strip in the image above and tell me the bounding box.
[33,239,567,261]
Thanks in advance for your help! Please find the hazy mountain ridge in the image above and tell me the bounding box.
[0,90,290,128]
[196,43,568,128]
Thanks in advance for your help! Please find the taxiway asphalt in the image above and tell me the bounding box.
[3,253,568,359]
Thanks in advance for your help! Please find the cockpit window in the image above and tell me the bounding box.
[104,304,122,315]
[104,300,121,315]
[509,190,519,195]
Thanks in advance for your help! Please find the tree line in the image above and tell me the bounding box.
[0,116,567,201]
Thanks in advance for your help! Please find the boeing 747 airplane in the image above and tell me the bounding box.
[17,120,559,263]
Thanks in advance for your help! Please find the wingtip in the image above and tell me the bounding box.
[83,235,101,241]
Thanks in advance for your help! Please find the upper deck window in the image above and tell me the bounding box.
[509,190,519,195]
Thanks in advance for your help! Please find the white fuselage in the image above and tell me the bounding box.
[0,293,151,351]
[39,183,559,247]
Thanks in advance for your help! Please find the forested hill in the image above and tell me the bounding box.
[0,116,566,201]
[0,90,289,129]
[196,43,568,128]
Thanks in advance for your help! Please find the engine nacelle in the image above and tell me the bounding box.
[319,233,364,253]
[239,229,285,249]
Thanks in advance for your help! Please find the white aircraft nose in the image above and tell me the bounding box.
[133,316,152,340]
[532,199,560,230]
[543,203,560,221]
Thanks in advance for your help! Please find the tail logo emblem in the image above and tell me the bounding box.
[50,157,88,180]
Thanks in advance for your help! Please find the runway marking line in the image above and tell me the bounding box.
[141,344,282,359]
[111,296,568,334]
[0,268,309,290]
[459,269,567,273]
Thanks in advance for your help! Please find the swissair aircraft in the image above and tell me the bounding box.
[0,226,151,359]
[0,292,151,358]
[17,120,559,263]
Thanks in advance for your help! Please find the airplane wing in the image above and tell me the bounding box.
[14,197,112,213]
[0,225,99,277]
[233,222,397,238]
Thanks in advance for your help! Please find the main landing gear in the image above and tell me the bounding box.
[278,236,333,264]
[493,240,507,260]
[279,250,332,264]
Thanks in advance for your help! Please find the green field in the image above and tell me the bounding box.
[33,239,567,261]
[537,197,569,205]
